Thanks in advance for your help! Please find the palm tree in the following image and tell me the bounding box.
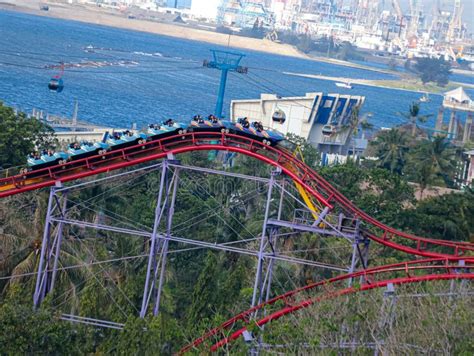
[370,128,408,174]
[405,136,456,199]
[0,194,91,308]
[398,102,432,137]
[343,108,373,159]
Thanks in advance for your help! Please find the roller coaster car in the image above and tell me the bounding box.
[146,121,187,140]
[27,151,69,171]
[67,141,109,160]
[232,118,284,146]
[189,116,230,133]
[106,131,148,150]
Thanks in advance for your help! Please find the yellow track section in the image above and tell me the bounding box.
[284,146,324,220]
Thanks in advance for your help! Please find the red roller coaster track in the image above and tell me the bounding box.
[0,132,473,259]
[180,258,473,354]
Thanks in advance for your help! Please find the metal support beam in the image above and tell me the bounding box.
[153,167,179,316]
[204,49,247,118]
[251,169,280,310]
[34,185,68,309]
[140,161,180,318]
[375,283,397,355]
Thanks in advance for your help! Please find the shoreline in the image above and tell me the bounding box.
[0,1,400,76]
[0,2,306,59]
[285,72,474,94]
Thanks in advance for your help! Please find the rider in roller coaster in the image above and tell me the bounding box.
[240,117,250,129]
[207,114,219,124]
[164,118,174,126]
[252,121,264,132]
[192,115,204,124]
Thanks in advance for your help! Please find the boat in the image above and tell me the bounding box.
[335,82,353,89]
[419,93,431,103]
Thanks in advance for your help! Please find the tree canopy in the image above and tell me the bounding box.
[413,57,452,87]
[0,102,56,169]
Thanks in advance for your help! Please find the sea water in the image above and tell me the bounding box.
[0,10,473,130]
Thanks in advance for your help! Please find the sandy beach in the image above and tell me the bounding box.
[0,0,307,58]
[0,0,404,75]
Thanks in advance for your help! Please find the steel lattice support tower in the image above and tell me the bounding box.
[32,159,367,329]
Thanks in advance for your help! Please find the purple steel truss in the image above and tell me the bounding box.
[32,159,367,327]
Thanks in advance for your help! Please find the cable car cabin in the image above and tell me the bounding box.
[48,78,64,92]
[272,109,286,123]
[322,125,336,137]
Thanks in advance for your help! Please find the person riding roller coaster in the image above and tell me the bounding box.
[69,142,81,150]
[252,121,264,132]
[240,117,250,129]
[29,151,41,160]
[208,114,219,124]
[164,119,175,127]
[193,115,205,124]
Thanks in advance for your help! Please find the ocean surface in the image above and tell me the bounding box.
[0,10,473,130]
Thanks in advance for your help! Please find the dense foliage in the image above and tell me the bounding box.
[413,57,452,86]
[0,102,56,169]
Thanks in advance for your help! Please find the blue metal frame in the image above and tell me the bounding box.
[204,50,247,118]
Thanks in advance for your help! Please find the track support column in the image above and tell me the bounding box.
[374,283,397,355]
[251,169,281,310]
[140,160,180,318]
[153,166,179,316]
[33,184,68,309]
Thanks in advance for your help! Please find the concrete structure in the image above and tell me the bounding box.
[166,0,192,9]
[190,0,220,20]
[218,0,273,28]
[436,87,474,143]
[463,149,474,184]
[230,92,366,154]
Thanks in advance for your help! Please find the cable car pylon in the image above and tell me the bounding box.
[203,49,248,118]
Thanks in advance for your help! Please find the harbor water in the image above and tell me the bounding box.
[0,10,473,130]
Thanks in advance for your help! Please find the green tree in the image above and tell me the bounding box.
[102,314,181,355]
[369,128,408,174]
[413,57,452,86]
[187,251,219,326]
[405,136,456,198]
[400,189,474,242]
[0,302,85,354]
[297,34,316,54]
[0,102,56,168]
[285,133,320,168]
[398,102,431,137]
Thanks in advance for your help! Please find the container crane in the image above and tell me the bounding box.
[447,0,463,42]
[391,0,404,37]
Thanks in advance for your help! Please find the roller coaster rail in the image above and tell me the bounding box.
[1,131,472,352]
[180,258,473,354]
[1,131,472,258]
